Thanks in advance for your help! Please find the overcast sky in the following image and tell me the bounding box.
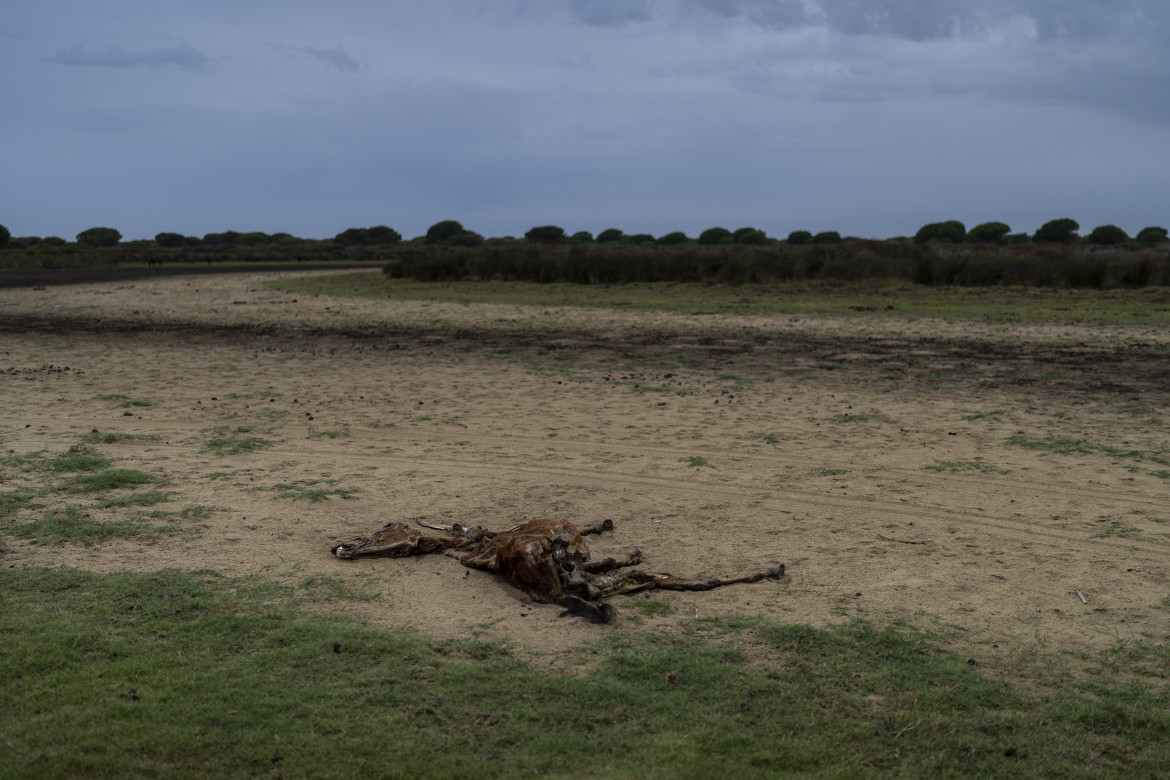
[3,1,1168,242]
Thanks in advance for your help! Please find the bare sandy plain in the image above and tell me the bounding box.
[2,270,1168,661]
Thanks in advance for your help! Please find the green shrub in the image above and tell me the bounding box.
[698,227,731,245]
[656,231,690,246]
[76,227,122,247]
[1087,225,1129,245]
[425,220,465,245]
[1034,218,1079,244]
[445,230,484,247]
[915,221,966,244]
[569,231,594,244]
[966,221,1011,244]
[596,228,623,243]
[732,227,767,245]
[786,230,811,245]
[0,223,10,249]
[525,225,566,245]
[1136,226,1167,244]
[811,231,842,245]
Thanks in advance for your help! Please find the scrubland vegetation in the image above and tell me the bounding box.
[2,218,1168,289]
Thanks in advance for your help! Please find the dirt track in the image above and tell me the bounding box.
[2,270,1168,657]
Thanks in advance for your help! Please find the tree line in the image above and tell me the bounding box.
[1,218,1166,252]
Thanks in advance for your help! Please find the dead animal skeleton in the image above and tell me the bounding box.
[331,518,785,623]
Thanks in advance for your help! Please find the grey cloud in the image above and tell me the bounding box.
[569,0,653,27]
[47,42,209,70]
[275,44,362,73]
[686,1,1167,43]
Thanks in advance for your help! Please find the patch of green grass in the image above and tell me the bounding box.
[41,444,112,474]
[3,444,112,476]
[297,574,384,603]
[1006,435,1169,466]
[308,429,351,439]
[812,468,852,476]
[137,505,223,522]
[201,471,237,480]
[1090,522,1143,540]
[4,568,1170,777]
[94,490,173,509]
[264,480,360,502]
[962,409,1009,421]
[60,469,166,494]
[97,394,129,401]
[685,456,716,469]
[0,487,37,520]
[202,429,277,456]
[117,399,155,408]
[751,432,783,446]
[8,505,184,546]
[822,413,891,424]
[921,459,1005,474]
[77,430,161,444]
[625,383,673,393]
[266,274,1170,326]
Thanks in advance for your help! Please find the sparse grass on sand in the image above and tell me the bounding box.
[268,273,1170,325]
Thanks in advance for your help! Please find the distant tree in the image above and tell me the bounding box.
[811,231,842,245]
[698,227,732,245]
[77,226,122,247]
[1136,226,1168,244]
[41,236,67,246]
[237,232,271,247]
[202,231,241,246]
[525,225,567,245]
[732,227,767,245]
[786,230,812,246]
[334,227,369,246]
[366,225,402,245]
[656,231,689,246]
[0,223,10,249]
[569,231,595,244]
[425,220,465,245]
[1034,218,1079,244]
[445,230,484,247]
[914,220,966,244]
[155,232,187,248]
[965,222,1011,245]
[626,233,655,245]
[596,228,624,244]
[271,233,300,247]
[1086,225,1129,246]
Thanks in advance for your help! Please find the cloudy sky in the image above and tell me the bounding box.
[3,1,1168,242]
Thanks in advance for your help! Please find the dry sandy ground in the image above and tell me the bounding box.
[2,270,1169,660]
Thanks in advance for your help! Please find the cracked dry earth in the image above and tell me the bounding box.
[2,270,1169,658]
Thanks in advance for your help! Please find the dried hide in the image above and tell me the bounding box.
[331,518,785,623]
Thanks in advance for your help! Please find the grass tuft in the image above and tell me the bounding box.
[60,469,165,494]
[8,505,184,546]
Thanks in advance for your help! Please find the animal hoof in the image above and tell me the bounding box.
[558,595,618,624]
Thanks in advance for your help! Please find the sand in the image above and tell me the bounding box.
[2,270,1167,658]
